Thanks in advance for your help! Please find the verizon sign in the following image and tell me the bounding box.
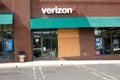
[41,6,74,14]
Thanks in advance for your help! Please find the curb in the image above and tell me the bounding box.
[0,60,120,69]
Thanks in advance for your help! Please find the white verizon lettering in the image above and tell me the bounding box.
[41,6,73,14]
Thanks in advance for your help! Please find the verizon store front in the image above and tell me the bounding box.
[1,0,120,62]
[30,0,120,60]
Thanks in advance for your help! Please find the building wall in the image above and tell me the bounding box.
[58,29,80,57]
[0,0,12,12]
[80,29,95,58]
[13,0,32,61]
[31,0,120,59]
[38,0,120,2]
[31,0,120,18]
[1,0,120,61]
[0,0,32,61]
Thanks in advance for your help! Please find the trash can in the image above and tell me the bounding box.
[19,55,25,62]
[18,51,26,62]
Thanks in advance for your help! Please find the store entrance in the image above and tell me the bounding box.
[32,30,58,60]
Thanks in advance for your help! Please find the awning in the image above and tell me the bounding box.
[30,17,120,29]
[0,13,13,25]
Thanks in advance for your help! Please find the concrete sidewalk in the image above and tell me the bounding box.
[0,60,120,69]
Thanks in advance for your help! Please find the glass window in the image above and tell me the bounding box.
[32,30,58,60]
[0,25,14,61]
[94,28,120,55]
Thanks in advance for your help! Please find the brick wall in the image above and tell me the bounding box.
[13,0,32,61]
[58,29,80,57]
[0,0,12,12]
[39,0,120,2]
[0,0,32,62]
[80,29,95,58]
[31,0,120,18]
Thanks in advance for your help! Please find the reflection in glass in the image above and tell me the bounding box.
[32,30,58,60]
[0,25,14,61]
[95,28,120,55]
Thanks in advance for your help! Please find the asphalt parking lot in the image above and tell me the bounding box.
[0,64,120,80]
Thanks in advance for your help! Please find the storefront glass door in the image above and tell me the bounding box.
[32,30,58,60]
